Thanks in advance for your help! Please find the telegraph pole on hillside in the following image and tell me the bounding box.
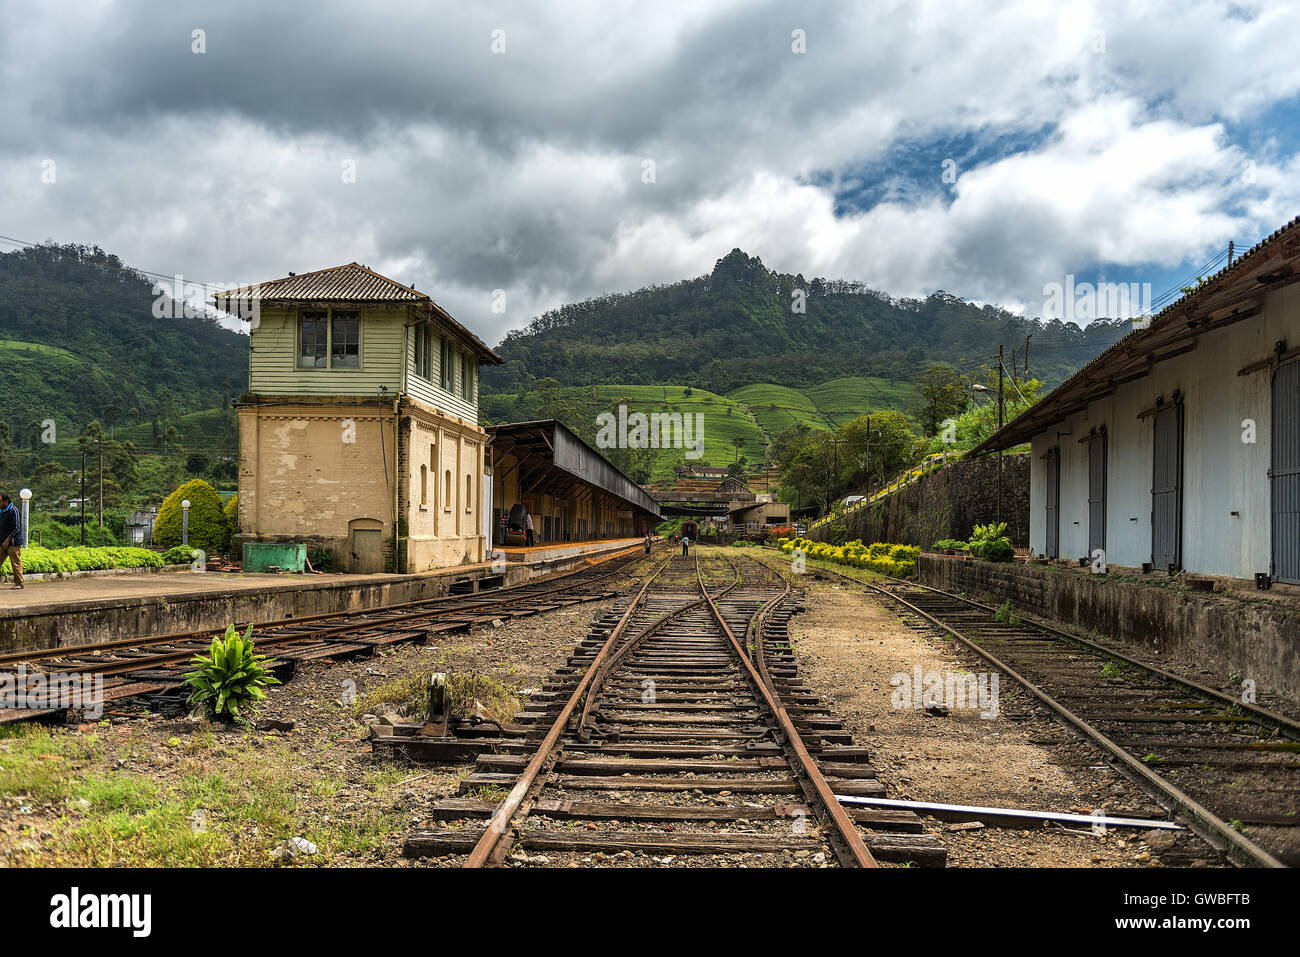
[997,344,1004,525]
[97,439,104,527]
[79,447,86,545]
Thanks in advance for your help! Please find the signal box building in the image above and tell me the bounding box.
[976,215,1300,585]
[215,263,503,573]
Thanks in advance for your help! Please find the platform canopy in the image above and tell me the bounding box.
[487,419,662,521]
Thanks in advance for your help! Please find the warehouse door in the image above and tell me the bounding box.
[349,520,384,574]
[1044,446,1060,559]
[1272,358,1300,584]
[1087,428,1107,558]
[1152,401,1183,572]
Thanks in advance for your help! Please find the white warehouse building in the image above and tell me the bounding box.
[977,214,1300,585]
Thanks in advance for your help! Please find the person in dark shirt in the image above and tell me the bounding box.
[0,494,23,588]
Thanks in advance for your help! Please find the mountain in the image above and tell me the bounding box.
[484,248,1130,397]
[0,242,249,445]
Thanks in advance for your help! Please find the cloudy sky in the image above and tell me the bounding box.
[2,0,1299,343]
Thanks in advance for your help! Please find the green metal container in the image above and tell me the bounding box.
[242,542,306,573]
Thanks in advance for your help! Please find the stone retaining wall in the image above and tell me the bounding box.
[810,452,1030,548]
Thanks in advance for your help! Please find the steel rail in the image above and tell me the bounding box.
[575,563,744,739]
[700,558,878,868]
[464,557,673,868]
[844,572,1285,868]
[875,573,1300,739]
[0,541,657,669]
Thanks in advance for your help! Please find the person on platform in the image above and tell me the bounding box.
[0,493,23,589]
[525,510,535,547]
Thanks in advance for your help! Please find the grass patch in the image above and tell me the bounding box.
[0,724,408,867]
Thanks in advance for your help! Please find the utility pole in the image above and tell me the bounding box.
[997,344,1005,525]
[863,414,871,495]
[97,439,103,527]
[80,447,86,545]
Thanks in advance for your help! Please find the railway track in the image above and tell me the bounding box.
[404,552,947,868]
[0,543,660,724]
[802,563,1300,868]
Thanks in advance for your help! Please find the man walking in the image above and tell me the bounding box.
[681,533,690,557]
[0,493,23,589]
[524,510,535,547]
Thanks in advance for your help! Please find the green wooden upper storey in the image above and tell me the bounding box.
[216,262,503,420]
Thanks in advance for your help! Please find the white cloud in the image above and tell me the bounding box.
[1,0,1298,343]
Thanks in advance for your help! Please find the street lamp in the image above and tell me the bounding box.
[19,488,31,547]
[181,499,191,546]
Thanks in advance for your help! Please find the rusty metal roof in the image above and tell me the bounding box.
[217,262,425,303]
[974,212,1300,453]
[213,262,503,363]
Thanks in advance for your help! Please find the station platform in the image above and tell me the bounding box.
[494,536,647,564]
[0,537,646,655]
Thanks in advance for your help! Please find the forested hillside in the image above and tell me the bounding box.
[0,243,248,522]
[0,242,248,444]
[485,248,1130,396]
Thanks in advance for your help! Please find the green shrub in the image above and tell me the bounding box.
[223,493,238,531]
[182,625,281,724]
[774,536,916,577]
[932,538,969,551]
[161,545,197,565]
[980,539,1015,562]
[153,480,230,554]
[969,522,1013,561]
[1,545,165,575]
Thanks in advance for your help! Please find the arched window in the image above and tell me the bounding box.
[465,474,473,511]
[444,470,452,507]
[420,465,428,506]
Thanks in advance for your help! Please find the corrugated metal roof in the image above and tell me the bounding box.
[213,262,503,363]
[974,212,1300,453]
[218,262,425,302]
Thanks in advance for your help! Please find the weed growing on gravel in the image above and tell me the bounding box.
[466,785,511,802]
[352,668,521,723]
[993,600,1020,625]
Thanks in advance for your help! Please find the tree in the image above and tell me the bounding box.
[840,410,920,490]
[914,364,969,436]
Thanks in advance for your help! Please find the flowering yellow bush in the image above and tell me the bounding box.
[777,537,916,577]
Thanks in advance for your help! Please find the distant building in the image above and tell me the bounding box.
[215,263,503,572]
[126,509,157,546]
[977,214,1300,584]
[729,495,791,530]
